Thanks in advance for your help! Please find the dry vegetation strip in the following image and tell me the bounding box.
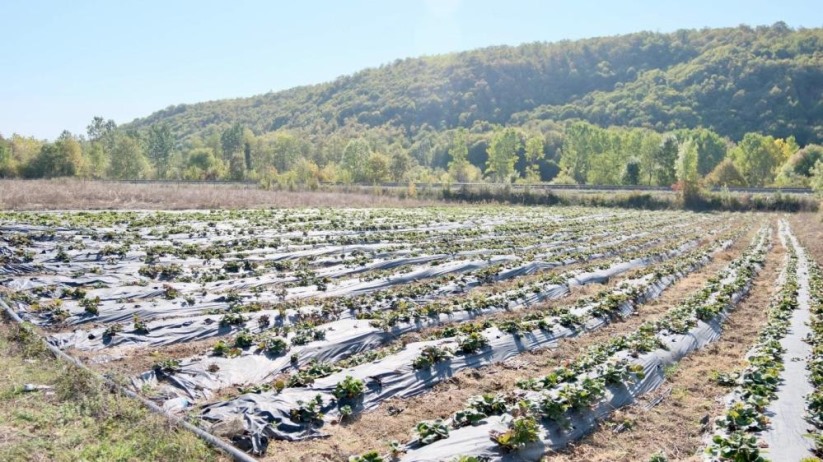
[548,221,784,462]
[0,179,433,210]
[259,221,765,461]
[0,316,224,462]
[790,212,823,265]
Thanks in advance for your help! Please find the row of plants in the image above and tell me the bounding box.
[211,223,747,435]
[806,250,823,457]
[382,227,771,459]
[705,228,799,461]
[199,221,737,386]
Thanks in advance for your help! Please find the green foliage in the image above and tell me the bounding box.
[348,451,384,462]
[412,345,453,370]
[491,416,540,452]
[706,432,766,462]
[415,419,449,445]
[485,128,521,183]
[332,376,365,400]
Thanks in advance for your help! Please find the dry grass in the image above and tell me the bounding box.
[548,220,783,462]
[0,179,434,210]
[258,221,765,461]
[0,316,225,461]
[789,212,823,265]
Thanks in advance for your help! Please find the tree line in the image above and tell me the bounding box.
[2,118,821,194]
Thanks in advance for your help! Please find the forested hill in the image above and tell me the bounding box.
[128,23,823,145]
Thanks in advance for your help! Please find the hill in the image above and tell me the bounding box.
[128,23,823,145]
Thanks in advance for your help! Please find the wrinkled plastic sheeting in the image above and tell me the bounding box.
[402,280,755,462]
[194,246,723,451]
[760,229,815,460]
[131,243,697,404]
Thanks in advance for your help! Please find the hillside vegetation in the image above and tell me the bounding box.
[1,23,823,193]
[130,23,823,144]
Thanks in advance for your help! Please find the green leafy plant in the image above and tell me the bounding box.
[706,432,765,462]
[457,332,489,354]
[412,345,453,370]
[415,419,449,445]
[491,416,540,451]
[81,296,101,316]
[289,394,325,424]
[333,376,365,400]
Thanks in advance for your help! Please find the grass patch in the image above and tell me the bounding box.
[0,315,223,461]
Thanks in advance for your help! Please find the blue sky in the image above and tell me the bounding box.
[2,0,821,139]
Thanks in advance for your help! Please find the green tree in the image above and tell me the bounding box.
[0,137,15,177]
[365,152,391,183]
[730,133,782,187]
[147,123,175,178]
[705,159,747,187]
[811,160,823,195]
[559,122,594,184]
[26,131,84,178]
[524,135,544,183]
[675,138,700,203]
[341,139,371,182]
[684,128,728,176]
[448,128,471,182]
[109,133,150,179]
[621,158,641,185]
[389,147,412,182]
[656,135,678,186]
[220,123,244,161]
[485,128,520,183]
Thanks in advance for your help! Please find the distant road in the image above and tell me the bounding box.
[93,179,814,195]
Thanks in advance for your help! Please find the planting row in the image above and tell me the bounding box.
[365,226,772,462]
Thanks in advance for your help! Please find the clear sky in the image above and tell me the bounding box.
[2,0,821,139]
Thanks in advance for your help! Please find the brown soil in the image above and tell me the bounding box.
[257,220,767,461]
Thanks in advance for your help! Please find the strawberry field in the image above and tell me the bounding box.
[1,207,820,461]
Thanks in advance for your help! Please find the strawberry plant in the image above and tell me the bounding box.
[333,376,365,400]
[491,416,540,451]
[412,345,453,370]
[415,419,449,445]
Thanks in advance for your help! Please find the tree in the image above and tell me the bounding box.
[811,160,823,195]
[147,123,175,178]
[686,128,728,176]
[0,137,15,177]
[341,139,371,182]
[220,123,244,161]
[559,122,595,184]
[730,133,782,186]
[26,131,84,178]
[109,133,150,179]
[656,135,678,186]
[389,147,412,182]
[705,159,746,187]
[524,135,544,183]
[621,158,641,185]
[365,152,391,183]
[185,147,223,180]
[448,128,472,182]
[485,128,520,183]
[675,138,700,203]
